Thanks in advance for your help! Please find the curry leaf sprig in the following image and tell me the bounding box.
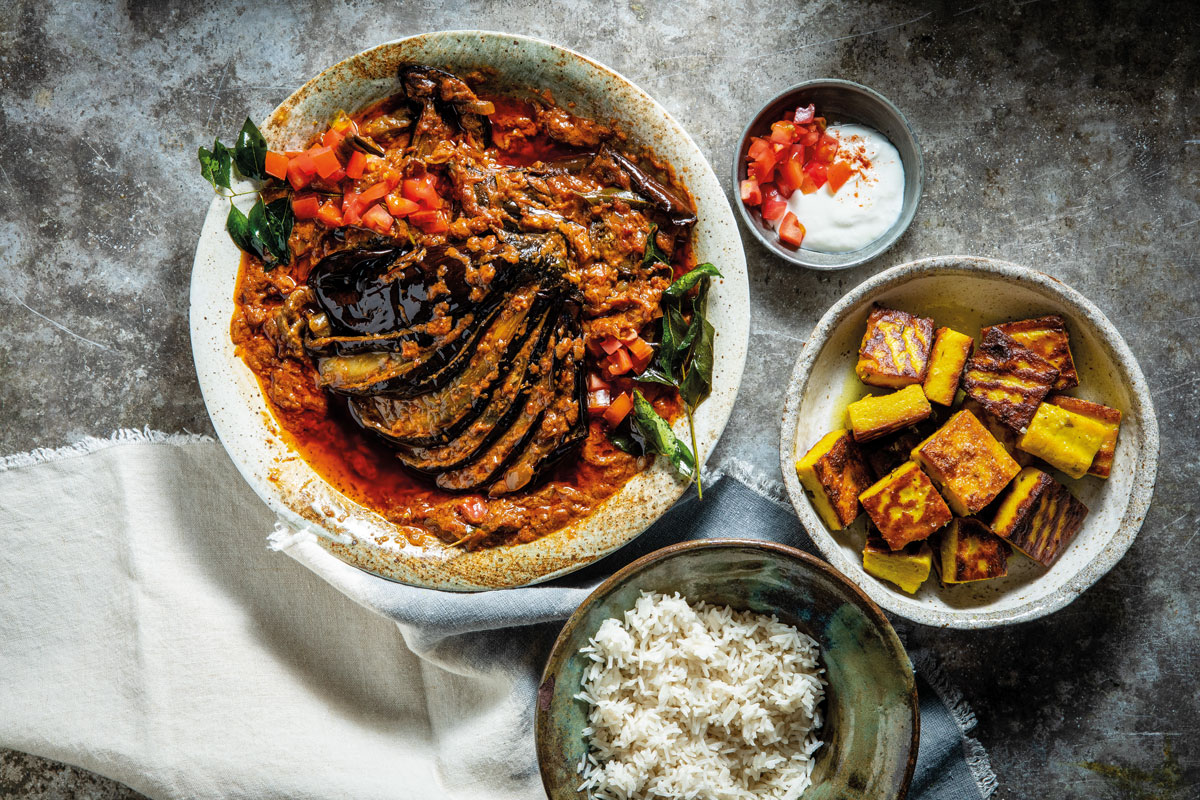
[198,118,293,269]
[612,238,722,499]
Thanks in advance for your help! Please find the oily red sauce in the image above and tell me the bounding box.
[231,89,691,550]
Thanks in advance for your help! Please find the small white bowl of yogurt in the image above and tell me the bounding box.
[733,80,923,270]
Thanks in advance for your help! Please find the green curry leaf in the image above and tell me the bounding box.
[664,262,722,300]
[226,197,293,269]
[198,139,232,190]
[233,117,269,180]
[630,391,696,480]
[641,222,670,266]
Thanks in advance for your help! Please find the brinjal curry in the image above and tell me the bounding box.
[216,65,710,550]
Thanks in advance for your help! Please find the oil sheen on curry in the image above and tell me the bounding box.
[231,65,698,549]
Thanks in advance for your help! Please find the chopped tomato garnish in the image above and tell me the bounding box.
[740,178,762,206]
[287,153,316,190]
[408,209,448,234]
[747,137,773,162]
[803,160,828,188]
[769,120,796,144]
[627,336,654,363]
[760,183,787,223]
[342,190,362,225]
[316,201,344,227]
[826,161,854,193]
[291,194,320,220]
[358,181,390,208]
[778,212,806,248]
[361,203,394,233]
[778,158,805,197]
[598,336,623,355]
[345,150,367,180]
[402,176,442,209]
[749,153,776,185]
[322,128,345,150]
[587,372,611,392]
[309,146,342,180]
[800,128,820,147]
[264,151,289,181]
[603,392,634,427]
[813,134,839,163]
[457,496,488,525]
[605,348,634,377]
[385,193,421,217]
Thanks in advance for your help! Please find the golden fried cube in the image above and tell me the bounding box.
[847,385,932,442]
[796,430,874,530]
[855,306,935,388]
[1017,403,1109,479]
[962,398,1032,467]
[991,315,1079,391]
[962,327,1060,432]
[1045,395,1122,478]
[991,466,1089,567]
[858,460,953,550]
[922,327,974,406]
[911,410,1021,516]
[863,530,932,594]
[937,517,1010,584]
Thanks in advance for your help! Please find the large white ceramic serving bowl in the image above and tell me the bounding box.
[780,257,1157,628]
[190,32,749,591]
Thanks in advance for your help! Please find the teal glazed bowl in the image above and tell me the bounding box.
[535,539,919,800]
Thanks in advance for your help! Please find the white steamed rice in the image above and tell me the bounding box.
[574,591,826,800]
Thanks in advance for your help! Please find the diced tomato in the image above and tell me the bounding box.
[778,212,806,248]
[361,203,394,233]
[286,153,316,190]
[457,496,487,525]
[749,152,776,185]
[794,104,815,124]
[787,143,806,164]
[322,128,345,150]
[760,182,787,223]
[402,175,442,209]
[588,388,611,414]
[316,201,344,227]
[386,193,421,217]
[813,133,839,163]
[740,178,762,206]
[800,128,820,147]
[598,336,623,355]
[358,181,390,208]
[627,336,654,364]
[605,348,634,377]
[778,158,806,196]
[291,194,320,220]
[603,392,634,427]
[769,120,796,144]
[587,372,611,392]
[264,151,289,181]
[342,190,362,225]
[803,160,828,188]
[284,150,305,159]
[827,161,854,193]
[747,137,773,162]
[799,173,820,195]
[310,146,342,180]
[409,209,448,234]
[345,150,367,180]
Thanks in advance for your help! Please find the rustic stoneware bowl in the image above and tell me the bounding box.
[733,79,922,270]
[536,539,918,800]
[189,32,749,590]
[780,256,1158,628]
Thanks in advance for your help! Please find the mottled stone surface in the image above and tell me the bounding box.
[1,0,1196,797]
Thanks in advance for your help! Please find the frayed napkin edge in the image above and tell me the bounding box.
[0,427,214,472]
[911,651,1000,798]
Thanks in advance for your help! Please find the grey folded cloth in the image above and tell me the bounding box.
[0,432,996,799]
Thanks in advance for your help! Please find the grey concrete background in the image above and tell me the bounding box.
[1,0,1196,797]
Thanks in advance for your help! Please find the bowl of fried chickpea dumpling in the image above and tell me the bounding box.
[780,256,1157,628]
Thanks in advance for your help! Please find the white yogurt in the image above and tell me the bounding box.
[777,123,904,253]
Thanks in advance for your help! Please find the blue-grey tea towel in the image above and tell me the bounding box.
[0,431,997,800]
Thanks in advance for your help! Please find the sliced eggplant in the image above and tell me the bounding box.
[603,146,697,227]
[348,285,545,445]
[393,307,555,474]
[490,311,588,496]
[434,322,562,493]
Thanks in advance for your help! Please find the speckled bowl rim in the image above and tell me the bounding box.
[778,256,1159,628]
[534,537,919,799]
[189,31,750,592]
[732,78,923,270]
